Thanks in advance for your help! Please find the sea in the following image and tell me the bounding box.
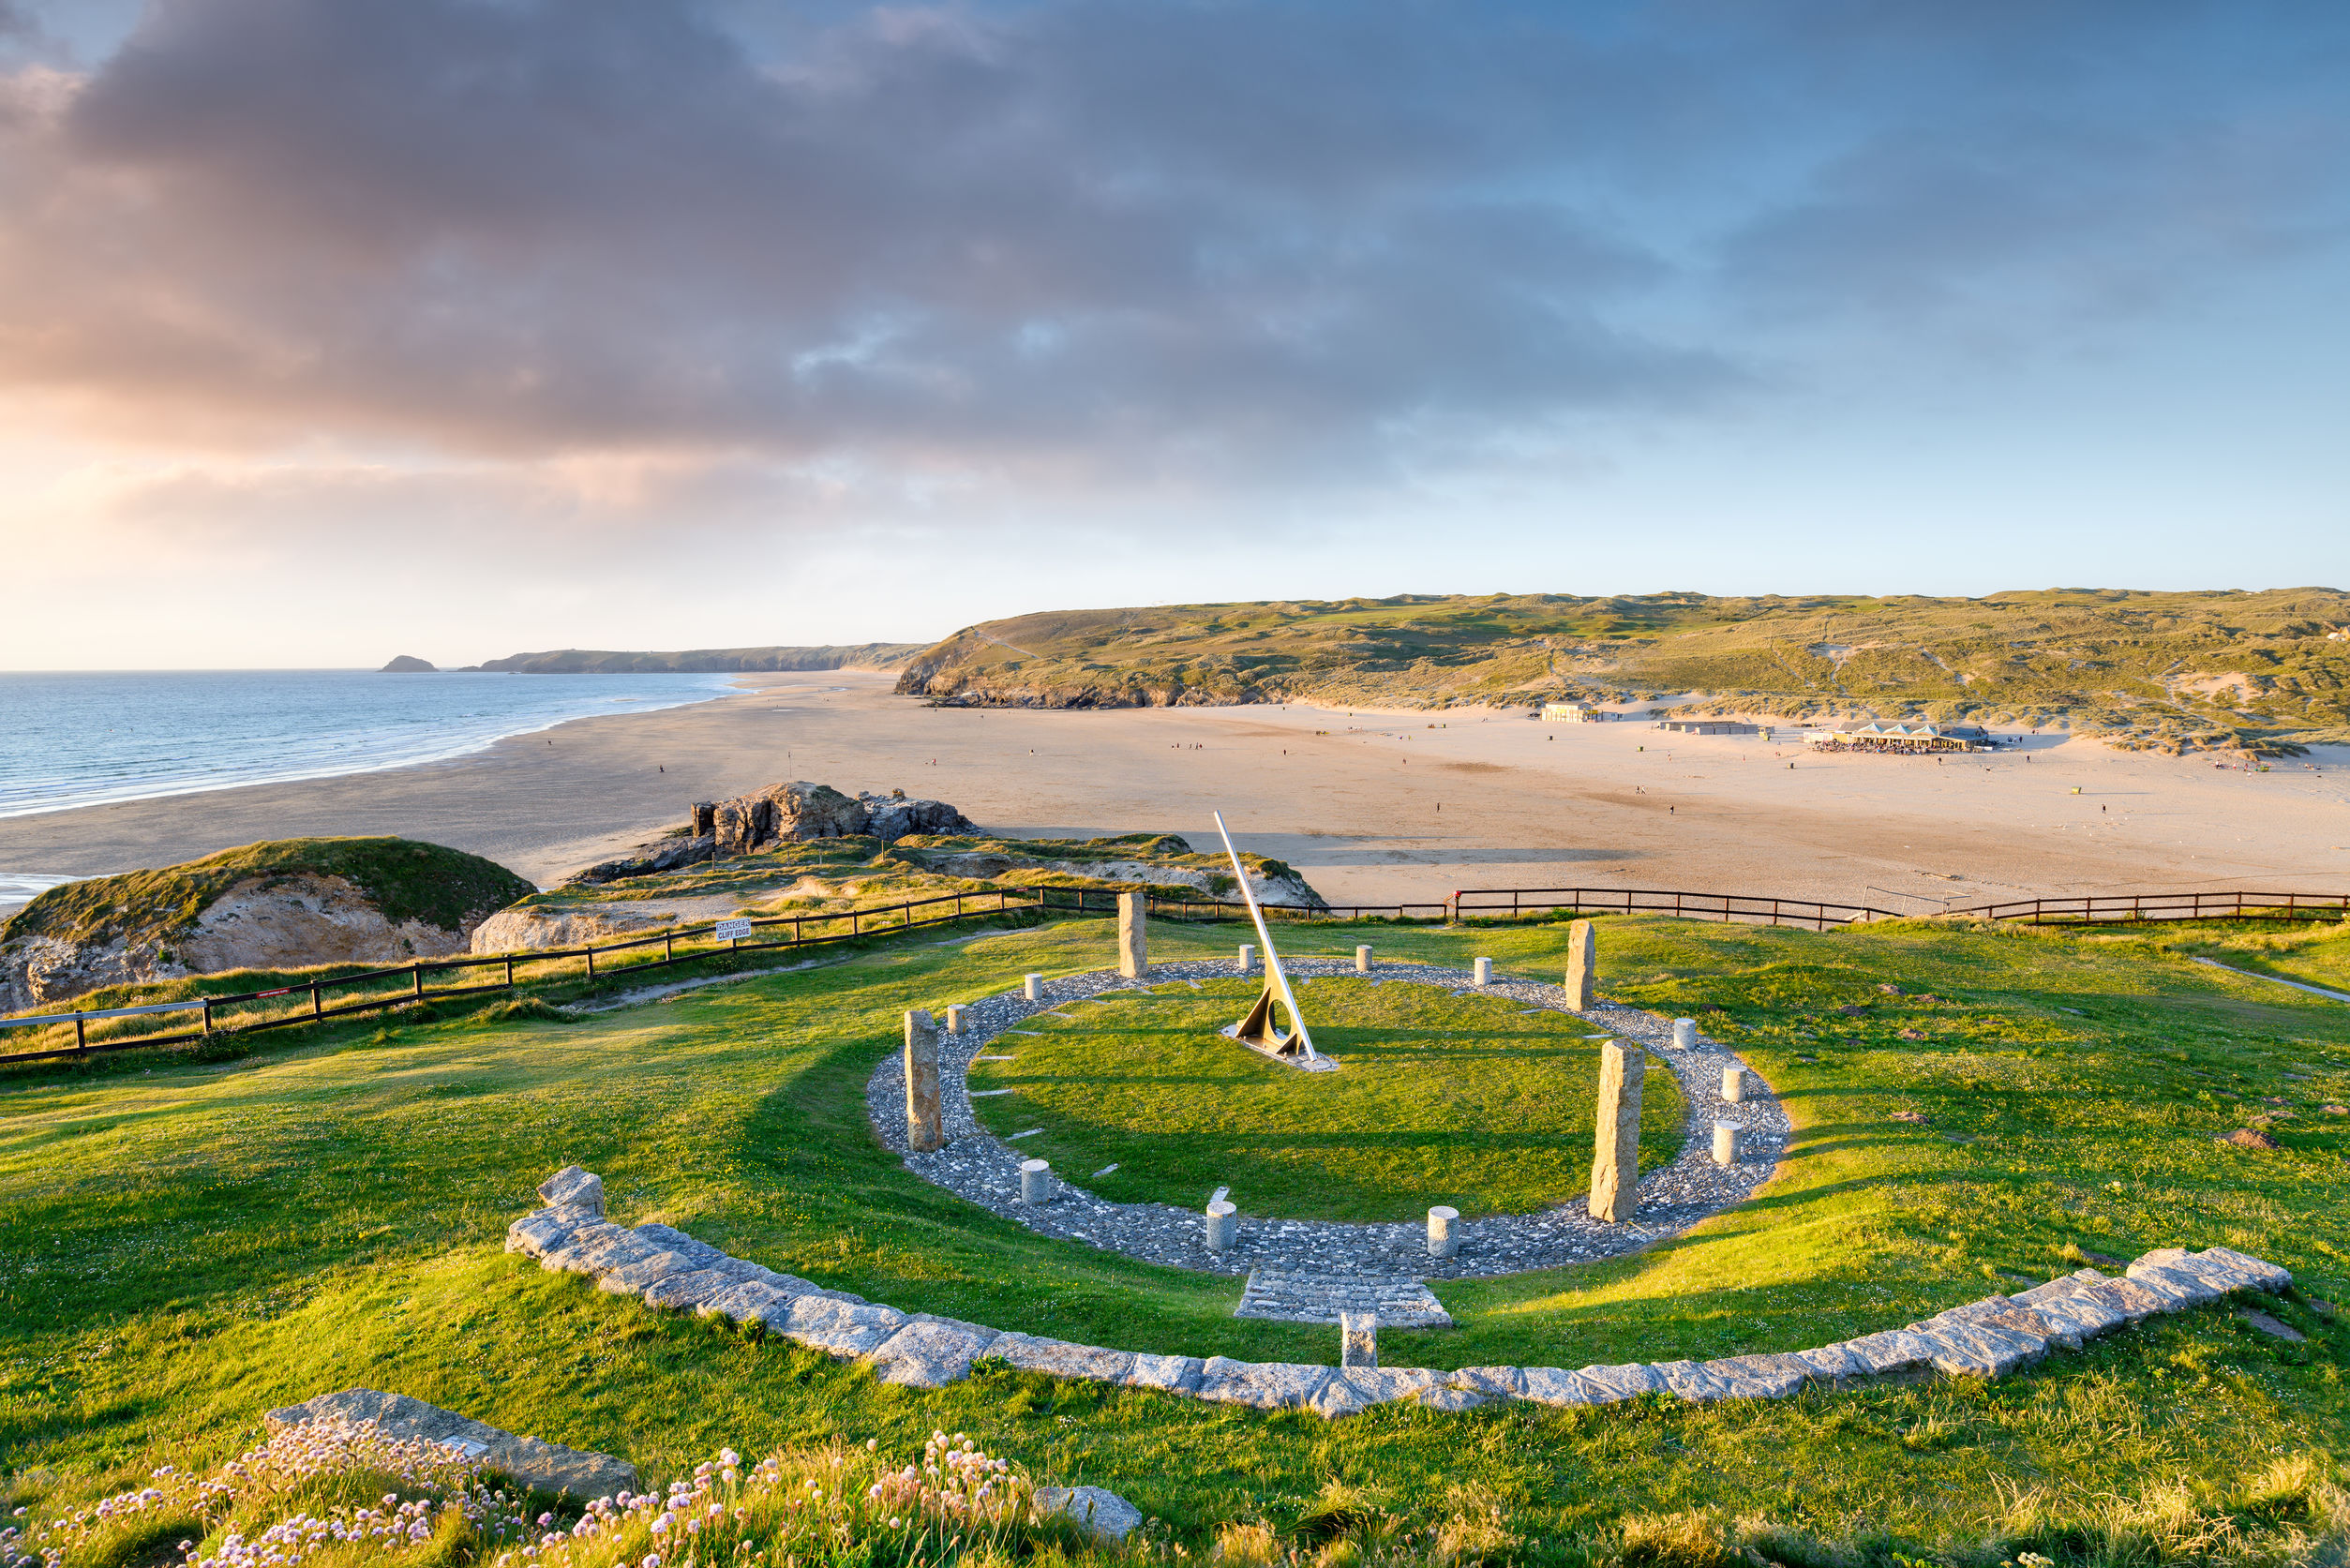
[0,668,740,903]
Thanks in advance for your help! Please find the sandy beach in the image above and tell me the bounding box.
[3,670,2346,912]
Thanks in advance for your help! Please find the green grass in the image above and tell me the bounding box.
[5,912,2348,1563]
[969,975,1684,1220]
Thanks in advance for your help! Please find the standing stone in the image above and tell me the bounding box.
[1672,1018,1698,1051]
[1020,1157,1052,1203]
[1564,920,1596,1011]
[945,1004,967,1037]
[1116,891,1148,979]
[1587,1040,1644,1223]
[1238,944,1256,974]
[1204,1199,1237,1251]
[1340,1312,1378,1370]
[1024,974,1043,1002]
[1712,1121,1740,1165]
[904,1010,943,1153]
[1721,1066,1745,1103]
[1427,1205,1459,1259]
[1355,945,1373,974]
[1473,956,1492,986]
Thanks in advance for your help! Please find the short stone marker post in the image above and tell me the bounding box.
[904,1009,943,1153]
[1020,1157,1052,1202]
[1355,944,1374,973]
[1564,919,1595,1011]
[1712,1121,1741,1165]
[1237,943,1256,974]
[945,1003,966,1037]
[1116,891,1148,979]
[1587,1040,1644,1223]
[1024,973,1043,1002]
[1427,1204,1459,1259]
[1672,1017,1698,1051]
[1721,1066,1745,1103]
[1474,956,1492,986]
[1340,1311,1378,1370]
[1204,1198,1237,1251]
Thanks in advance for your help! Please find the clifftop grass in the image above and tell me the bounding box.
[894,586,2350,753]
[1,837,535,950]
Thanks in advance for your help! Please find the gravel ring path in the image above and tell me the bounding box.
[864,959,1789,1281]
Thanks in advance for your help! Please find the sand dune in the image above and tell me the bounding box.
[3,671,2345,910]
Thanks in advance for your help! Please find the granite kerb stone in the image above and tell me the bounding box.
[503,1170,2293,1423]
[862,960,1795,1285]
[265,1387,636,1499]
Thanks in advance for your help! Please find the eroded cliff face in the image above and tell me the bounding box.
[2,873,477,1009]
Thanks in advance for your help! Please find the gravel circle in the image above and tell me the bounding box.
[864,959,1789,1280]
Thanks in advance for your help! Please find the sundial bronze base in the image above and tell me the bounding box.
[1220,982,1341,1071]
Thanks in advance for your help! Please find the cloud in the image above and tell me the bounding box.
[0,0,2341,500]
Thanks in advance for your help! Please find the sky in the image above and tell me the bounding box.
[0,0,2344,668]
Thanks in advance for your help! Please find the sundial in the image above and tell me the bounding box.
[1211,810,1339,1072]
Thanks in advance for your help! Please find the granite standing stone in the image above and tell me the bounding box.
[905,1009,943,1153]
[945,1004,966,1036]
[1238,944,1256,974]
[1713,1120,1740,1165]
[1722,1066,1745,1103]
[1340,1311,1378,1369]
[1474,956,1493,986]
[1020,1157,1051,1203]
[1356,945,1373,973]
[1024,974,1043,1001]
[1427,1205,1459,1259]
[1116,891,1148,978]
[1673,1018,1698,1051]
[1588,1041,1643,1223]
[1564,920,1595,1010]
[1205,1198,1237,1251]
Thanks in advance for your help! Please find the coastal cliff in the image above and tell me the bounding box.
[467,643,925,674]
[0,838,534,1010]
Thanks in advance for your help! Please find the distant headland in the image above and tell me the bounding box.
[381,643,926,675]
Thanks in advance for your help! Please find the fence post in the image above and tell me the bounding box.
[505,956,516,987]
[75,1016,86,1053]
[202,997,213,1035]
[312,985,322,1020]
[664,932,673,962]
[586,946,596,978]
[412,964,423,999]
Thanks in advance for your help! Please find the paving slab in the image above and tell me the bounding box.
[866,1319,999,1387]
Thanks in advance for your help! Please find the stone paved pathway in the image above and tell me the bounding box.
[864,957,1792,1302]
[1235,1270,1453,1327]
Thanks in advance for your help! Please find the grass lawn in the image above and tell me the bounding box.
[4,911,2348,1563]
[968,976,1685,1220]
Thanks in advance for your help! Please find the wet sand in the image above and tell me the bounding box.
[3,670,2346,911]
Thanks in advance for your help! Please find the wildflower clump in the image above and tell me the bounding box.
[10,1425,1052,1568]
[501,1431,1037,1568]
[7,1417,531,1568]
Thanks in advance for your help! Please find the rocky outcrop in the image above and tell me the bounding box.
[566,835,718,887]
[470,905,667,954]
[6,873,472,1008]
[696,782,971,857]
[0,837,532,1012]
[380,655,436,672]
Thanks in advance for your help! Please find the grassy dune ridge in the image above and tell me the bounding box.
[894,587,2350,753]
[2,912,2346,1562]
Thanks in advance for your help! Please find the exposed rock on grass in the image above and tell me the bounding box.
[0,837,532,1009]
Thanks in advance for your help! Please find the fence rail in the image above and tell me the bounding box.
[8,878,2344,1068]
[1943,890,2350,926]
[0,884,1110,1067]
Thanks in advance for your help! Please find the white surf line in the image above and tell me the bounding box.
[2189,957,2350,1004]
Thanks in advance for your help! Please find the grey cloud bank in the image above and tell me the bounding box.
[4,0,2342,489]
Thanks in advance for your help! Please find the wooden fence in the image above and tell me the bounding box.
[8,879,2343,1067]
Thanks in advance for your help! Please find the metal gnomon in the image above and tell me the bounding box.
[1211,810,1339,1072]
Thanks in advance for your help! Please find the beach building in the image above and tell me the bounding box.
[1654,719,1759,736]
[1541,702,1614,723]
[1804,723,1991,754]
